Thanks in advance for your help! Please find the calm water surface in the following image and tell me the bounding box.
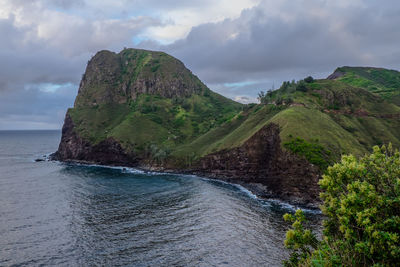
[0,130,321,266]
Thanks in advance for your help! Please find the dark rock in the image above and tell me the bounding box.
[193,123,321,206]
[327,70,344,80]
[52,113,138,167]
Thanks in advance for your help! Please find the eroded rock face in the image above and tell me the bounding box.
[53,116,321,206]
[194,123,321,206]
[52,113,138,166]
[74,49,206,107]
[327,70,345,80]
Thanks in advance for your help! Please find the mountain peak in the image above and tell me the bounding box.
[74,48,208,107]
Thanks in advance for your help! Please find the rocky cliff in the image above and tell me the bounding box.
[193,123,321,206]
[75,49,207,107]
[54,113,137,166]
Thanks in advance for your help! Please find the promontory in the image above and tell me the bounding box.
[52,48,400,207]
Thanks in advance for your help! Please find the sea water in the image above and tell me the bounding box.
[0,130,321,266]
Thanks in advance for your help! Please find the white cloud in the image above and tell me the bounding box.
[234,95,258,104]
[141,0,260,42]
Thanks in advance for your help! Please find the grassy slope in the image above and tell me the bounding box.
[69,92,243,156]
[176,77,400,167]
[269,107,366,156]
[335,66,400,105]
[171,105,283,159]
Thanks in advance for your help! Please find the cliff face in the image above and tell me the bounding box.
[194,123,321,205]
[53,113,138,166]
[74,49,207,107]
[54,111,320,206]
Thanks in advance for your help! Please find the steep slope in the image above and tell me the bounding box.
[54,50,400,207]
[328,66,400,105]
[185,76,400,206]
[74,49,209,106]
[178,77,400,168]
[243,78,400,164]
[55,48,242,165]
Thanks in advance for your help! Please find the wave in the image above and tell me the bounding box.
[52,159,321,214]
[199,177,321,214]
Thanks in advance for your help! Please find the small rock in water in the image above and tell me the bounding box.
[35,158,45,162]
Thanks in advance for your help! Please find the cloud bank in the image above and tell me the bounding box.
[0,0,399,129]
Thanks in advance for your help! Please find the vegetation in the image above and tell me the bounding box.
[283,137,332,169]
[335,66,400,105]
[304,76,314,83]
[255,73,400,161]
[70,53,400,171]
[70,92,242,156]
[284,144,400,266]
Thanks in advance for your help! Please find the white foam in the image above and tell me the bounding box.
[199,176,321,214]
[57,160,321,214]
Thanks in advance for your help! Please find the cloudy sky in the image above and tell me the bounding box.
[0,0,399,129]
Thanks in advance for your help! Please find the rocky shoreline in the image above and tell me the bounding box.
[51,117,322,209]
[49,156,321,210]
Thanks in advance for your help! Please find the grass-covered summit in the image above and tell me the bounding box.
[329,66,400,105]
[75,48,212,106]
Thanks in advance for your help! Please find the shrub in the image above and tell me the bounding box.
[283,210,319,266]
[283,137,332,169]
[151,64,160,72]
[283,144,400,266]
[296,81,308,92]
[181,100,192,111]
[304,76,314,83]
[285,97,294,105]
[173,117,185,128]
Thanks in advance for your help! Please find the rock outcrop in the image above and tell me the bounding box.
[74,49,206,107]
[327,70,344,80]
[52,113,138,166]
[194,123,321,206]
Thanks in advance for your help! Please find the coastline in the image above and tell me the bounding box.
[47,156,321,211]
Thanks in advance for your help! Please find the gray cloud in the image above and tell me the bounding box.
[0,10,160,90]
[1,0,400,128]
[0,83,77,129]
[0,1,160,129]
[12,0,86,9]
[148,0,400,97]
[0,16,86,91]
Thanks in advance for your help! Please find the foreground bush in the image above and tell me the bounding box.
[284,144,400,266]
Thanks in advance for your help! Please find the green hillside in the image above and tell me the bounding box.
[67,48,243,163]
[179,76,400,168]
[64,49,400,171]
[331,66,400,105]
[69,91,242,158]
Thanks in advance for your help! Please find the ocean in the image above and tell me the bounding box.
[0,130,321,266]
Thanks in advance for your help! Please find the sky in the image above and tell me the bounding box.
[0,0,400,129]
